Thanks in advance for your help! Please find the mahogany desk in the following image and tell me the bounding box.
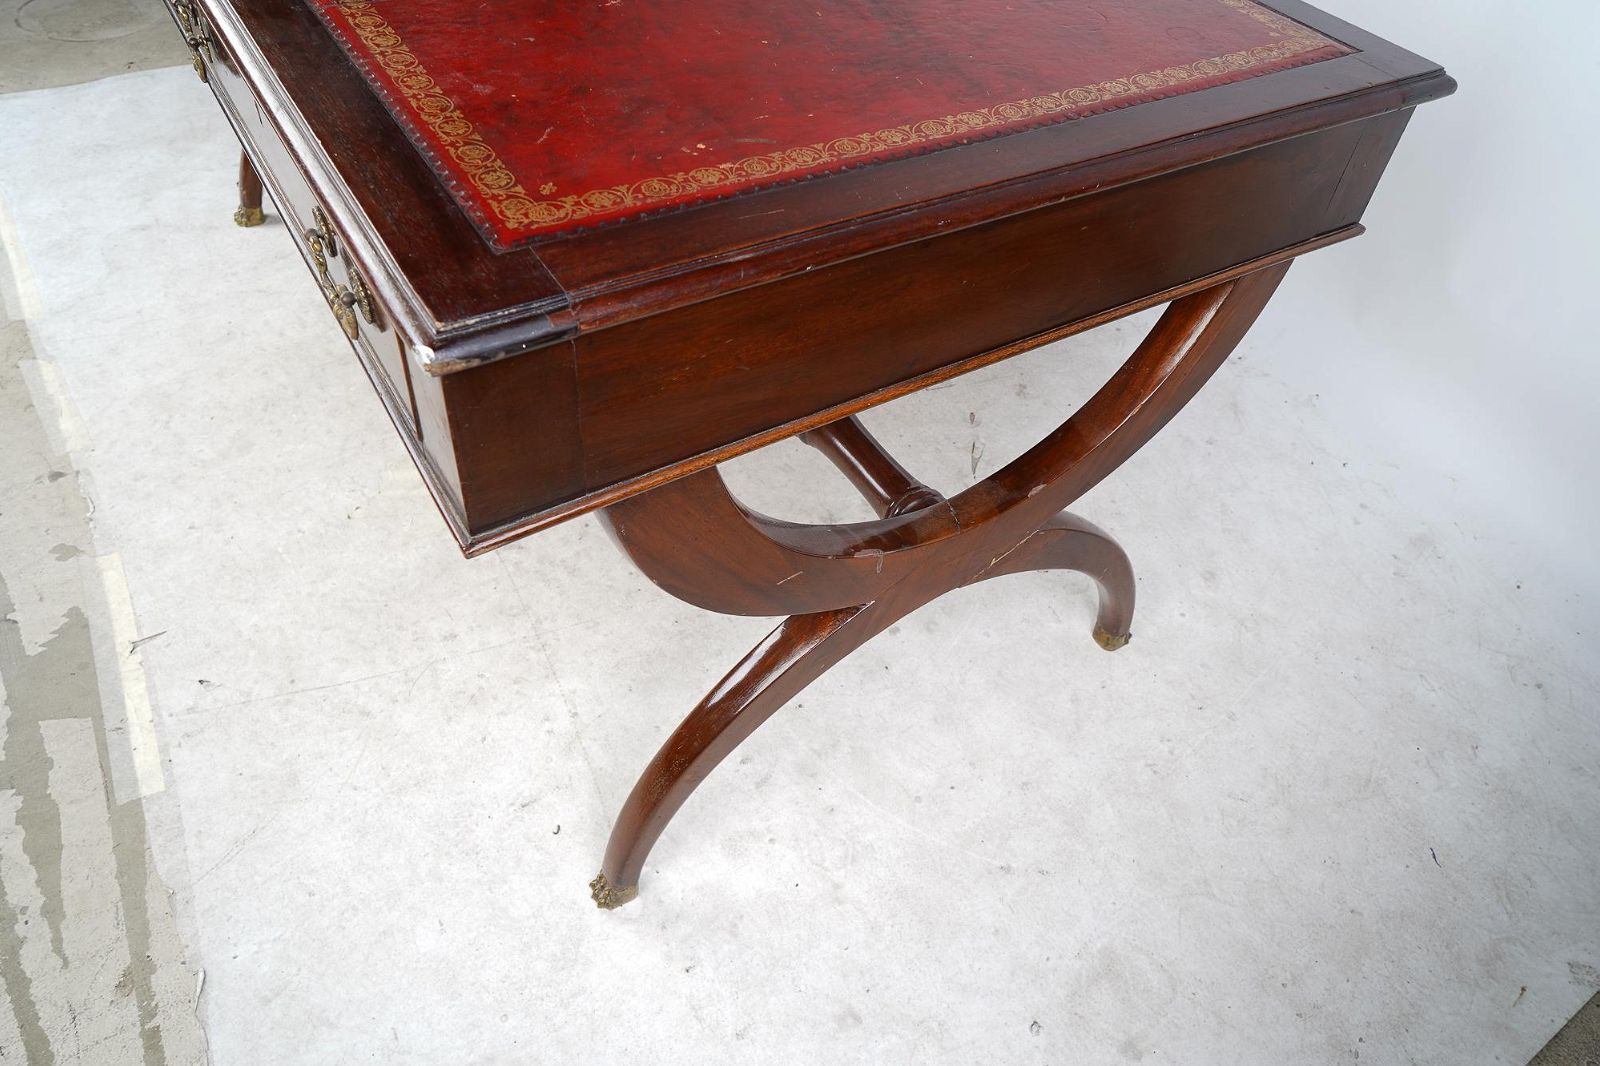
[164,0,1452,908]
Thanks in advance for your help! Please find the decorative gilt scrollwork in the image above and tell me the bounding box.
[304,205,383,340]
[171,0,214,82]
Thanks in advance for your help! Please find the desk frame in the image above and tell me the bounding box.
[194,0,1453,908]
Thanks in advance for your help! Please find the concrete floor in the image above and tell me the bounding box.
[0,12,1597,1066]
[0,0,185,93]
[1,7,202,1064]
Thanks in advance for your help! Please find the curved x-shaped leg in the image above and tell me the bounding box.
[591,260,1290,906]
[589,513,1134,907]
[590,603,886,907]
[969,512,1136,652]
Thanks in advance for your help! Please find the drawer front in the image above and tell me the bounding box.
[166,0,417,437]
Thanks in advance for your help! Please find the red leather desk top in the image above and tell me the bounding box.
[306,0,1349,249]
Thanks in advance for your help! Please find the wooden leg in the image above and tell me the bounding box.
[590,509,1134,909]
[592,260,1291,906]
[799,416,946,518]
[590,603,888,907]
[969,512,1136,651]
[234,151,265,228]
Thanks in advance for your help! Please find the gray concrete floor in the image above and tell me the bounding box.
[0,313,206,1063]
[0,0,184,93]
[2,7,203,1066]
[0,7,1597,1066]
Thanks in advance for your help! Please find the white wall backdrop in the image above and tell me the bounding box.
[1262,0,1600,624]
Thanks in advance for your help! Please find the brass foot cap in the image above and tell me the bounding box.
[233,206,265,228]
[1094,626,1132,652]
[590,871,638,910]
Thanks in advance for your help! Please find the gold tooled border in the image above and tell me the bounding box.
[327,0,1344,238]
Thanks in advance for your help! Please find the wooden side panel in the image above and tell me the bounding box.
[571,114,1400,489]
[441,342,585,534]
[1328,107,1414,224]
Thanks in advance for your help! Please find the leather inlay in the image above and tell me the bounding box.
[304,0,1351,247]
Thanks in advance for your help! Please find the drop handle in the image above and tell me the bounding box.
[304,206,383,339]
[172,0,214,82]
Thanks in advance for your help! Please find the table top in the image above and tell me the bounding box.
[205,0,1448,374]
[190,0,1450,549]
[305,0,1350,248]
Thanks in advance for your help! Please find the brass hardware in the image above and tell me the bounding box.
[172,0,214,82]
[232,206,264,228]
[1093,625,1131,652]
[347,270,383,331]
[589,871,638,910]
[303,216,354,339]
[310,205,339,259]
[304,206,383,340]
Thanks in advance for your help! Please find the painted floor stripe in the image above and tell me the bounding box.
[93,552,166,799]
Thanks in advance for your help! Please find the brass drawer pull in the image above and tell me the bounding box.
[172,0,214,82]
[305,206,384,340]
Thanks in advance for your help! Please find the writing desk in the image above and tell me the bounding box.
[165,0,1452,908]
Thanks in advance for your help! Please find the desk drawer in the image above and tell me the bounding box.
[165,0,417,437]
